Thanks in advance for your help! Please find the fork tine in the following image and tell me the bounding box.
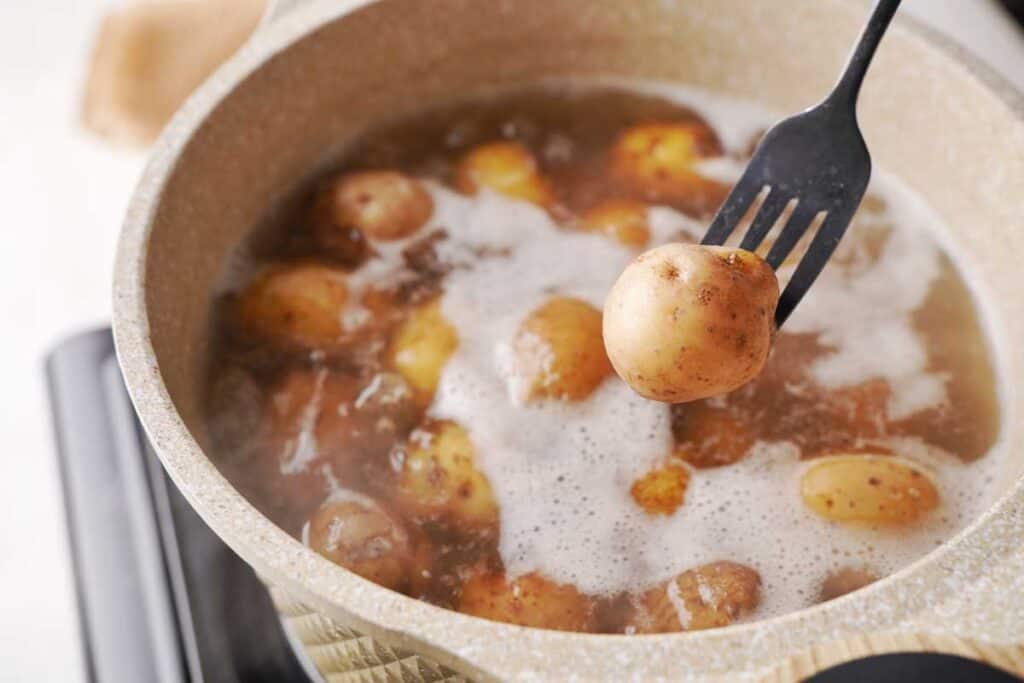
[764,202,821,269]
[775,206,856,325]
[739,189,790,252]
[701,175,763,246]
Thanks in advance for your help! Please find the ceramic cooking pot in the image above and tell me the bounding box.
[113,0,1024,679]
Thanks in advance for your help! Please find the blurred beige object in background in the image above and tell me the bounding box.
[82,0,265,145]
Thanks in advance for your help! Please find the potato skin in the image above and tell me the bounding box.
[671,402,756,468]
[236,263,349,349]
[603,243,779,403]
[267,369,420,471]
[511,296,613,402]
[394,420,498,531]
[454,141,554,206]
[313,170,433,244]
[388,298,458,399]
[580,199,651,248]
[457,569,598,631]
[630,463,690,515]
[305,495,414,591]
[629,561,760,633]
[610,122,725,213]
[800,455,939,526]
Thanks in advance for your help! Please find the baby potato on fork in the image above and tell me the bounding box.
[603,243,779,403]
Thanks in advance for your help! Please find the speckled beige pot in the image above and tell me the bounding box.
[113,0,1024,680]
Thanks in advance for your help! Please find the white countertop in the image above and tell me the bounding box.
[0,1,1019,681]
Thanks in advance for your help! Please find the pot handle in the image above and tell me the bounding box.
[261,0,318,27]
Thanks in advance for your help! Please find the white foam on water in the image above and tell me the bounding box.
[781,173,948,421]
[239,81,1004,620]
[402,83,1006,618]
[416,182,1000,610]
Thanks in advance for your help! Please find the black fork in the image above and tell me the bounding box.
[702,0,902,326]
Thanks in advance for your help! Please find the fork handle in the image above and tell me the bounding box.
[827,0,902,110]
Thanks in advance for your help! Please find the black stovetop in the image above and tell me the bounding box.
[47,329,314,683]
[1000,0,1024,25]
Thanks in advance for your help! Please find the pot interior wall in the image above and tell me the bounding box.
[144,0,1024,509]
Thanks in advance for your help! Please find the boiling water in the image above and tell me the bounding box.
[375,178,1001,616]
[206,82,1004,625]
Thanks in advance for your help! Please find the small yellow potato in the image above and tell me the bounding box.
[818,566,878,602]
[603,244,779,403]
[267,370,420,470]
[266,370,358,449]
[511,296,613,402]
[630,463,690,515]
[454,141,555,206]
[309,201,369,268]
[395,420,498,531]
[610,122,722,204]
[305,495,414,591]
[630,561,760,633]
[313,170,433,245]
[580,199,651,248]
[457,569,598,632]
[388,298,458,398]
[672,402,755,468]
[800,455,940,526]
[237,263,349,349]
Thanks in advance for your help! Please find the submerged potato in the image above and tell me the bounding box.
[630,463,690,515]
[603,243,779,403]
[313,170,433,244]
[266,369,358,456]
[309,202,369,268]
[580,199,651,248]
[511,296,613,402]
[236,263,349,349]
[818,566,879,602]
[268,370,420,471]
[395,420,498,531]
[630,561,760,633]
[457,569,597,631]
[671,402,756,468]
[388,298,458,398]
[800,455,940,526]
[454,141,555,206]
[305,495,414,591]
[610,122,722,204]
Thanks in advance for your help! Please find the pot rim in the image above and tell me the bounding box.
[112,1,1024,679]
